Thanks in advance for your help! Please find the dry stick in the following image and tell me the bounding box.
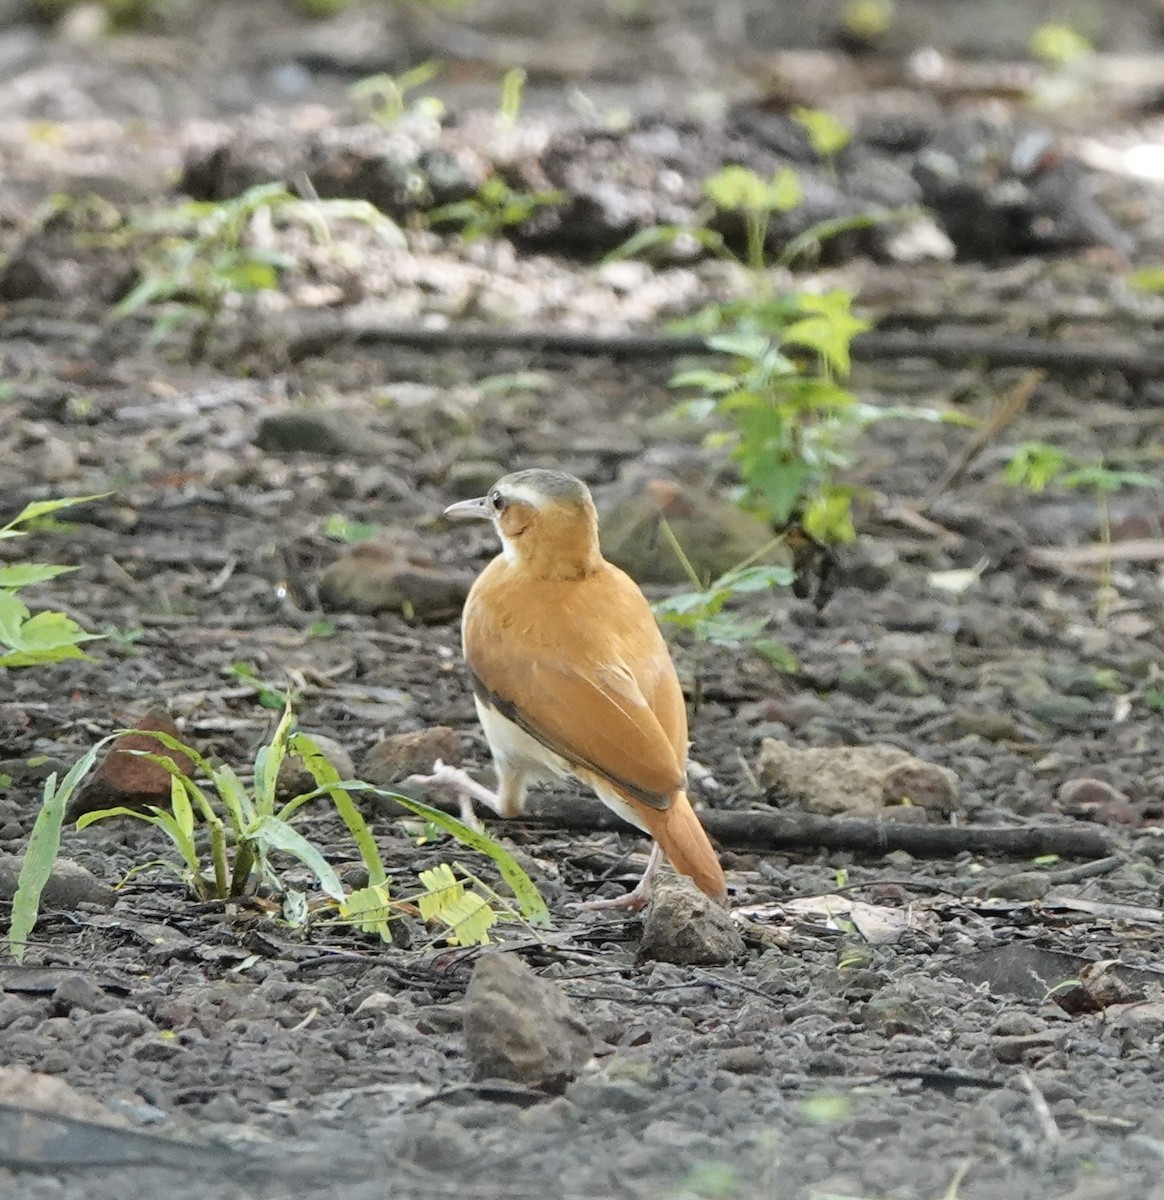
[281,316,1164,380]
[921,369,1043,512]
[396,793,1115,860]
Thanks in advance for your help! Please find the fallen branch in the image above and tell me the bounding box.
[386,792,1115,860]
[280,314,1164,381]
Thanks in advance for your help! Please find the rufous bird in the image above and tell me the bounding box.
[419,468,727,910]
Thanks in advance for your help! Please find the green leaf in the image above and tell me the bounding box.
[706,331,770,360]
[417,863,496,946]
[802,488,857,544]
[288,732,387,888]
[248,813,345,902]
[0,494,109,535]
[253,699,296,815]
[669,369,740,394]
[212,762,253,831]
[764,167,805,213]
[752,639,799,672]
[0,564,75,588]
[369,789,551,926]
[1129,267,1164,294]
[0,591,30,647]
[1005,442,1068,492]
[9,736,115,962]
[781,292,870,378]
[791,108,852,159]
[717,564,796,592]
[341,883,393,942]
[6,609,99,653]
[704,165,768,212]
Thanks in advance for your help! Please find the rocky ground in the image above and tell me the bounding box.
[4,3,1164,1199]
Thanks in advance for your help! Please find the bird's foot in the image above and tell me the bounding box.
[401,759,504,832]
[573,843,662,914]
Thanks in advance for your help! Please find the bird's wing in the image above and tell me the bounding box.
[467,637,684,811]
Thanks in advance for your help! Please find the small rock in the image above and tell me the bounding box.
[0,1066,127,1126]
[598,476,790,586]
[1104,1000,1164,1040]
[639,873,744,966]
[361,727,461,786]
[879,759,959,813]
[1055,961,1135,1015]
[51,973,116,1016]
[402,1117,479,1170]
[566,1072,656,1114]
[992,1028,1067,1064]
[717,1046,766,1074]
[68,710,196,821]
[756,740,960,818]
[462,953,592,1088]
[276,732,355,800]
[415,1002,466,1035]
[255,409,399,459]
[0,855,114,910]
[953,709,1025,741]
[0,251,65,301]
[860,994,928,1037]
[987,872,1051,901]
[446,460,507,499]
[1057,777,1130,812]
[319,541,472,621]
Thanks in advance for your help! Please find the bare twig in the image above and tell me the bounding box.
[1018,1070,1063,1145]
[387,792,1116,861]
[922,369,1043,510]
[278,315,1164,381]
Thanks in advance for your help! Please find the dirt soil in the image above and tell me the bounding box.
[5,3,1164,1199]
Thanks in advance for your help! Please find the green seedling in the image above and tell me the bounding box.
[497,66,526,128]
[0,495,106,668]
[1006,441,1162,622]
[322,513,378,543]
[429,176,564,242]
[671,295,957,549]
[350,61,443,125]
[792,107,852,172]
[9,700,549,960]
[114,182,404,353]
[225,661,287,711]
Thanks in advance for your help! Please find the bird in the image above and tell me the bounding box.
[418,468,727,911]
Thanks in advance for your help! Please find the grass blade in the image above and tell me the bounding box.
[8,736,113,962]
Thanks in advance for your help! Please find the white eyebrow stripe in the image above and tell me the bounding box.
[502,483,549,508]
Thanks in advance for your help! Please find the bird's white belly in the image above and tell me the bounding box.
[474,696,653,835]
[474,696,573,785]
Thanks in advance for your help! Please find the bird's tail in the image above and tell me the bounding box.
[641,791,727,903]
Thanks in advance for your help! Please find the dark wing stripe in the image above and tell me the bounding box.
[469,670,672,810]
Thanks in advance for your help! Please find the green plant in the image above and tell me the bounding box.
[9,701,550,961]
[428,176,564,242]
[841,0,895,41]
[350,61,444,125]
[225,661,288,711]
[1006,441,1161,621]
[676,300,933,541]
[609,162,890,272]
[114,182,404,351]
[322,513,378,543]
[1029,23,1093,64]
[0,496,104,668]
[497,66,526,128]
[792,107,852,171]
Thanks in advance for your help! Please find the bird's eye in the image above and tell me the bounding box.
[489,490,505,511]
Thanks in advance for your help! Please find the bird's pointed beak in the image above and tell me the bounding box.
[443,496,493,521]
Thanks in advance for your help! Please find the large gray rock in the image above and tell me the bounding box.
[462,953,592,1088]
